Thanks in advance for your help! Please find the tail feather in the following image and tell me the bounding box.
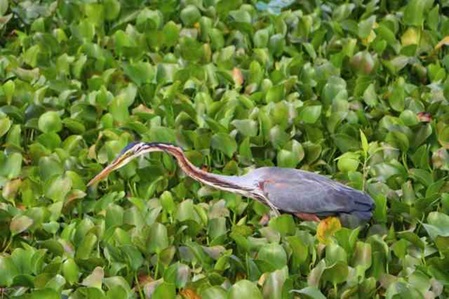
[341,191,375,227]
[353,197,375,218]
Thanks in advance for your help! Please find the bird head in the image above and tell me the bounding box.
[87,141,162,187]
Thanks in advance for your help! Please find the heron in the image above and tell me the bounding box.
[87,142,375,227]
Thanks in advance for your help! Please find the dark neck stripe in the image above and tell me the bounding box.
[164,146,252,192]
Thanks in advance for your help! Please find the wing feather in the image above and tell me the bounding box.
[254,167,374,219]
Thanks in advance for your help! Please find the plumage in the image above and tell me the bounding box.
[244,167,374,226]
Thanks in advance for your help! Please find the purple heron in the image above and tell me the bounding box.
[88,142,374,227]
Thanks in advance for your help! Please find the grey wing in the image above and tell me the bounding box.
[259,168,374,219]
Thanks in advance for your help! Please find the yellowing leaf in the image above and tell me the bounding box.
[316,217,342,244]
[401,27,420,46]
[10,215,33,236]
[435,36,449,51]
[81,266,104,289]
[232,67,244,86]
[180,288,201,299]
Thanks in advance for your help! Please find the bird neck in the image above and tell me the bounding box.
[167,147,254,195]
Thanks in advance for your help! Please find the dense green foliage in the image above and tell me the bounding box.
[1,0,449,297]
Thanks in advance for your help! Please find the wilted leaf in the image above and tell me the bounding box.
[82,267,104,289]
[10,215,33,236]
[317,217,342,244]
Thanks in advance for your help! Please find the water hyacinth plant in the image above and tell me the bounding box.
[0,0,448,298]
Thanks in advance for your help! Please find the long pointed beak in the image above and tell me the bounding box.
[87,163,118,187]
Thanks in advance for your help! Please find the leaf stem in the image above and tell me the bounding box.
[2,236,12,253]
[154,254,160,280]
[134,273,145,299]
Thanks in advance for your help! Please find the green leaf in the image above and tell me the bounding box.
[62,258,80,285]
[23,45,40,67]
[363,83,377,106]
[232,119,258,137]
[299,105,322,124]
[268,34,285,57]
[325,243,347,265]
[337,152,360,172]
[211,133,237,158]
[360,130,368,155]
[322,261,349,285]
[0,256,18,286]
[104,0,120,21]
[277,140,304,168]
[3,80,15,104]
[123,62,155,86]
[262,267,288,299]
[228,280,263,299]
[423,212,449,240]
[358,16,376,39]
[0,0,8,16]
[0,116,11,137]
[45,175,72,202]
[30,288,61,299]
[254,29,269,48]
[352,241,372,276]
[148,222,169,254]
[257,243,287,270]
[38,111,63,133]
[286,236,308,268]
[160,191,175,214]
[201,286,227,299]
[403,0,433,26]
[104,276,132,296]
[438,124,449,148]
[121,245,144,271]
[0,152,22,178]
[152,282,176,299]
[266,84,284,103]
[76,233,98,259]
[180,5,201,27]
[291,287,326,299]
[39,156,63,180]
[176,200,201,224]
[162,21,179,48]
[269,215,296,236]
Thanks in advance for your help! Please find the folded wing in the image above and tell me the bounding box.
[255,168,374,225]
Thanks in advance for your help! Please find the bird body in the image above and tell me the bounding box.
[88,142,375,227]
